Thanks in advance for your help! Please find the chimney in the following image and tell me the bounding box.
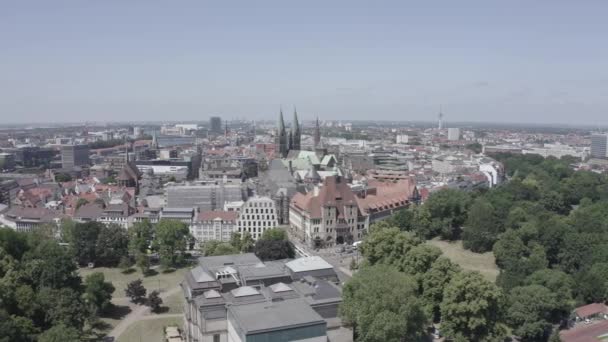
[288,160,293,173]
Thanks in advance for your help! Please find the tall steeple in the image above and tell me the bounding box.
[124,137,130,163]
[313,117,321,148]
[276,108,288,158]
[291,106,301,151]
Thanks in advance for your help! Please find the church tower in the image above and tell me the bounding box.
[276,109,288,158]
[313,117,321,148]
[291,107,301,151]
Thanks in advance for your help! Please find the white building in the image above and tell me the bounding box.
[236,196,279,240]
[447,128,461,141]
[190,211,238,247]
[396,134,409,144]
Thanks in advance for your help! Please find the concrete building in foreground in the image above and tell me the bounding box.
[181,253,344,342]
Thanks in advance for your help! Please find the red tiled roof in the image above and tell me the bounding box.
[575,303,607,319]
[290,176,360,219]
[197,210,238,222]
[561,319,608,342]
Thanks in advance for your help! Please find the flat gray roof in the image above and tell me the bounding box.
[228,298,326,335]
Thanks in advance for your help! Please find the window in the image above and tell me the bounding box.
[213,334,220,342]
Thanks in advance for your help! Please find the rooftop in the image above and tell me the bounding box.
[228,298,326,335]
[286,256,333,273]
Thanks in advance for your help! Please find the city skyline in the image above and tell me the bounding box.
[2,1,608,124]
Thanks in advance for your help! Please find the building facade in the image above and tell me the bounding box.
[290,176,367,247]
[191,211,238,247]
[591,134,608,159]
[61,144,90,170]
[236,196,279,240]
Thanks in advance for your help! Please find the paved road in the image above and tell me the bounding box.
[107,285,183,339]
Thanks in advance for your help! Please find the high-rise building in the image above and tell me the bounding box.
[61,144,90,170]
[210,116,222,133]
[590,134,608,159]
[447,128,461,141]
[438,107,444,130]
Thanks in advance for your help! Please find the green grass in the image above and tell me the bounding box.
[427,239,499,282]
[79,266,189,297]
[117,316,183,342]
[162,291,185,314]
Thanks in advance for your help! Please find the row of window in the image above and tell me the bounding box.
[243,208,274,214]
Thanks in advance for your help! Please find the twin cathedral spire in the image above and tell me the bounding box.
[276,107,301,158]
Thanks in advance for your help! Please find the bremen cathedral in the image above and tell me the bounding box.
[275,108,301,158]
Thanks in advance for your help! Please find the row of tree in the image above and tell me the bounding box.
[60,219,191,271]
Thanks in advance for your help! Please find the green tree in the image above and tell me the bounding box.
[440,271,506,342]
[462,199,500,252]
[240,232,255,253]
[421,257,461,322]
[0,309,37,342]
[230,232,243,251]
[153,219,190,267]
[400,244,442,276]
[211,242,240,256]
[360,227,421,268]
[507,285,556,341]
[128,220,154,255]
[525,269,574,322]
[64,221,102,265]
[84,272,115,314]
[37,287,89,331]
[260,228,287,241]
[136,253,150,275]
[340,265,428,342]
[125,279,147,304]
[147,290,163,313]
[254,239,294,261]
[95,224,129,266]
[423,188,472,240]
[38,323,80,342]
[75,198,89,210]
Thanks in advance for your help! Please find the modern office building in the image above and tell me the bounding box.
[236,196,279,240]
[210,117,222,133]
[590,134,608,159]
[61,144,90,170]
[447,127,461,141]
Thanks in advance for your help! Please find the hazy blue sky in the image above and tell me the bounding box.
[2,1,608,124]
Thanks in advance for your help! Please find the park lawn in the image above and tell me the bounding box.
[79,266,189,297]
[162,291,185,314]
[117,316,183,342]
[426,239,499,282]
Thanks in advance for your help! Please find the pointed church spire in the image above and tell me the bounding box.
[291,106,301,150]
[314,116,321,148]
[277,107,288,158]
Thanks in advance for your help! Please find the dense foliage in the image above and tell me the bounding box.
[354,153,608,341]
[0,228,92,340]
